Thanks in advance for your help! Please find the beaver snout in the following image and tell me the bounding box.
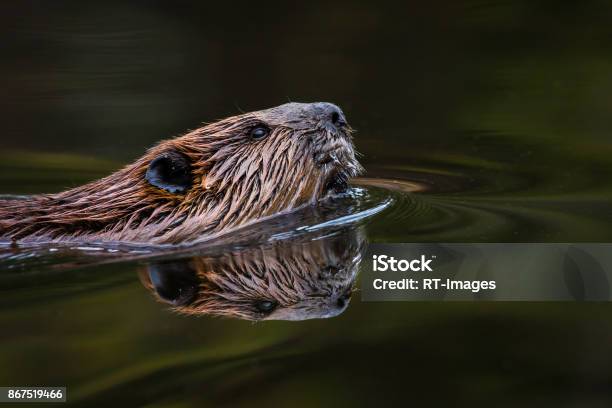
[310,102,347,129]
[324,171,349,195]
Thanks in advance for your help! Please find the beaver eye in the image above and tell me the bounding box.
[254,299,277,313]
[250,125,269,140]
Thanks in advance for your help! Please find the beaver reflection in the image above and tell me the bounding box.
[140,229,365,321]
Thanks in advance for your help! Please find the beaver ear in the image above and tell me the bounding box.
[147,261,199,306]
[145,150,192,194]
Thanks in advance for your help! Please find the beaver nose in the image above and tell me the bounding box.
[312,102,347,128]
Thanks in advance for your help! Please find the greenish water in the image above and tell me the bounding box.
[2,1,612,406]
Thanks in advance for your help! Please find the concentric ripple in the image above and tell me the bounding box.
[357,159,612,243]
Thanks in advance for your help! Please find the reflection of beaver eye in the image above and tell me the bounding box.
[250,125,269,140]
[326,266,341,275]
[319,265,341,280]
[254,299,277,313]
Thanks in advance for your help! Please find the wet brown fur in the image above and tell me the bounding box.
[139,228,365,321]
[0,103,362,245]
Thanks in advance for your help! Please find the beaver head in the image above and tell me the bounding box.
[0,102,363,244]
[139,227,365,321]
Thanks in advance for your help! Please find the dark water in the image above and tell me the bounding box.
[2,1,612,406]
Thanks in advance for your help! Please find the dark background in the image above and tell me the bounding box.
[3,1,612,158]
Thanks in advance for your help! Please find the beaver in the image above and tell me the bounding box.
[0,102,362,245]
[139,227,365,321]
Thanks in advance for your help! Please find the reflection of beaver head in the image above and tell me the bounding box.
[139,228,365,321]
[0,103,362,244]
